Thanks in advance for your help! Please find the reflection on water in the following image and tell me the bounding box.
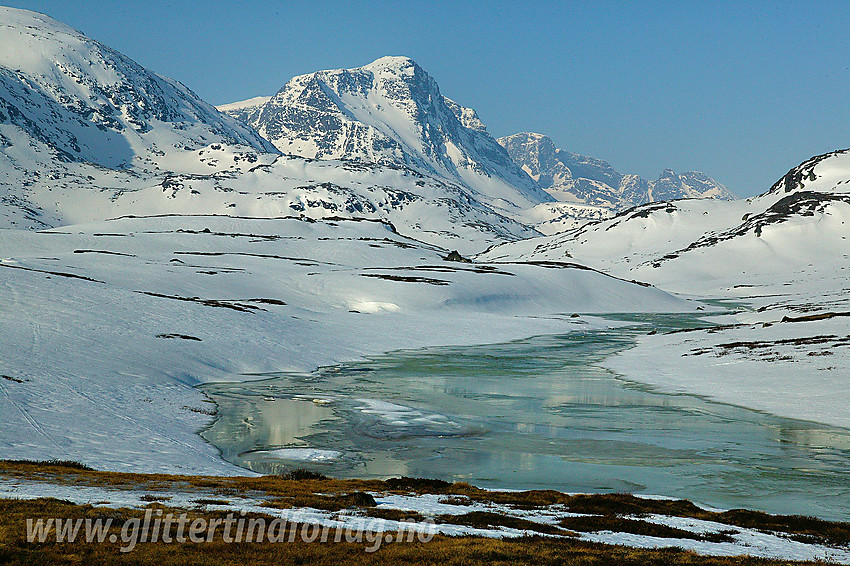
[201,314,850,520]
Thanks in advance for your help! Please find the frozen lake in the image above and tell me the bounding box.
[201,314,850,520]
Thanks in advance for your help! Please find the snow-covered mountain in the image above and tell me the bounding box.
[0,10,541,251]
[482,148,848,289]
[0,7,274,168]
[0,6,279,229]
[0,8,699,474]
[498,132,735,211]
[218,57,551,213]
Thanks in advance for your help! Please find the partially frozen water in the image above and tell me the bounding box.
[201,314,850,520]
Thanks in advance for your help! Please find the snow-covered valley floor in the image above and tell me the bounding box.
[0,214,692,475]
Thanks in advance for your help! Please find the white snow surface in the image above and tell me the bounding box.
[0,214,690,474]
[520,201,614,235]
[215,96,272,113]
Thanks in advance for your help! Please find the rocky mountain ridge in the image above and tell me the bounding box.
[497,132,735,211]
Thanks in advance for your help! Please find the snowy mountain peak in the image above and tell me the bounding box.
[361,55,420,72]
[764,149,850,197]
[0,6,274,170]
[499,132,735,210]
[355,56,436,93]
[0,16,538,248]
[218,57,550,211]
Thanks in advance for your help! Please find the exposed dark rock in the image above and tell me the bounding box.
[350,492,377,507]
[444,250,471,263]
[156,333,202,341]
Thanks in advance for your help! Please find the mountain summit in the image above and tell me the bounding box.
[218,56,550,212]
[498,132,734,210]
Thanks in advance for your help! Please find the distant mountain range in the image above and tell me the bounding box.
[0,9,537,251]
[499,132,735,211]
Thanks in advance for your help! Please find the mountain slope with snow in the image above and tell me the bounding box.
[483,148,848,286]
[218,57,551,213]
[498,132,735,211]
[0,6,280,230]
[482,149,850,428]
[0,7,274,168]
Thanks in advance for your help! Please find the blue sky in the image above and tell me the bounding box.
[7,0,850,196]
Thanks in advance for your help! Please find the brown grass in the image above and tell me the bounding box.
[2,460,849,553]
[0,498,827,566]
[558,515,734,543]
[438,511,570,536]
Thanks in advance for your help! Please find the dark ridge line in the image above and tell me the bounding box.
[135,291,267,313]
[360,273,451,286]
[713,335,846,349]
[781,311,850,323]
[244,298,287,305]
[1,374,28,383]
[488,259,656,288]
[0,263,105,283]
[102,212,400,233]
[664,323,748,335]
[156,333,202,341]
[73,249,135,257]
[99,213,448,253]
[172,251,335,266]
[360,264,516,276]
[175,229,282,240]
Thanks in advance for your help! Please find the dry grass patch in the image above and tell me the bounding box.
[438,511,570,536]
[0,498,828,566]
[3,460,850,550]
[558,515,735,543]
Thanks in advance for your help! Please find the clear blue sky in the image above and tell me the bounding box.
[7,0,850,196]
